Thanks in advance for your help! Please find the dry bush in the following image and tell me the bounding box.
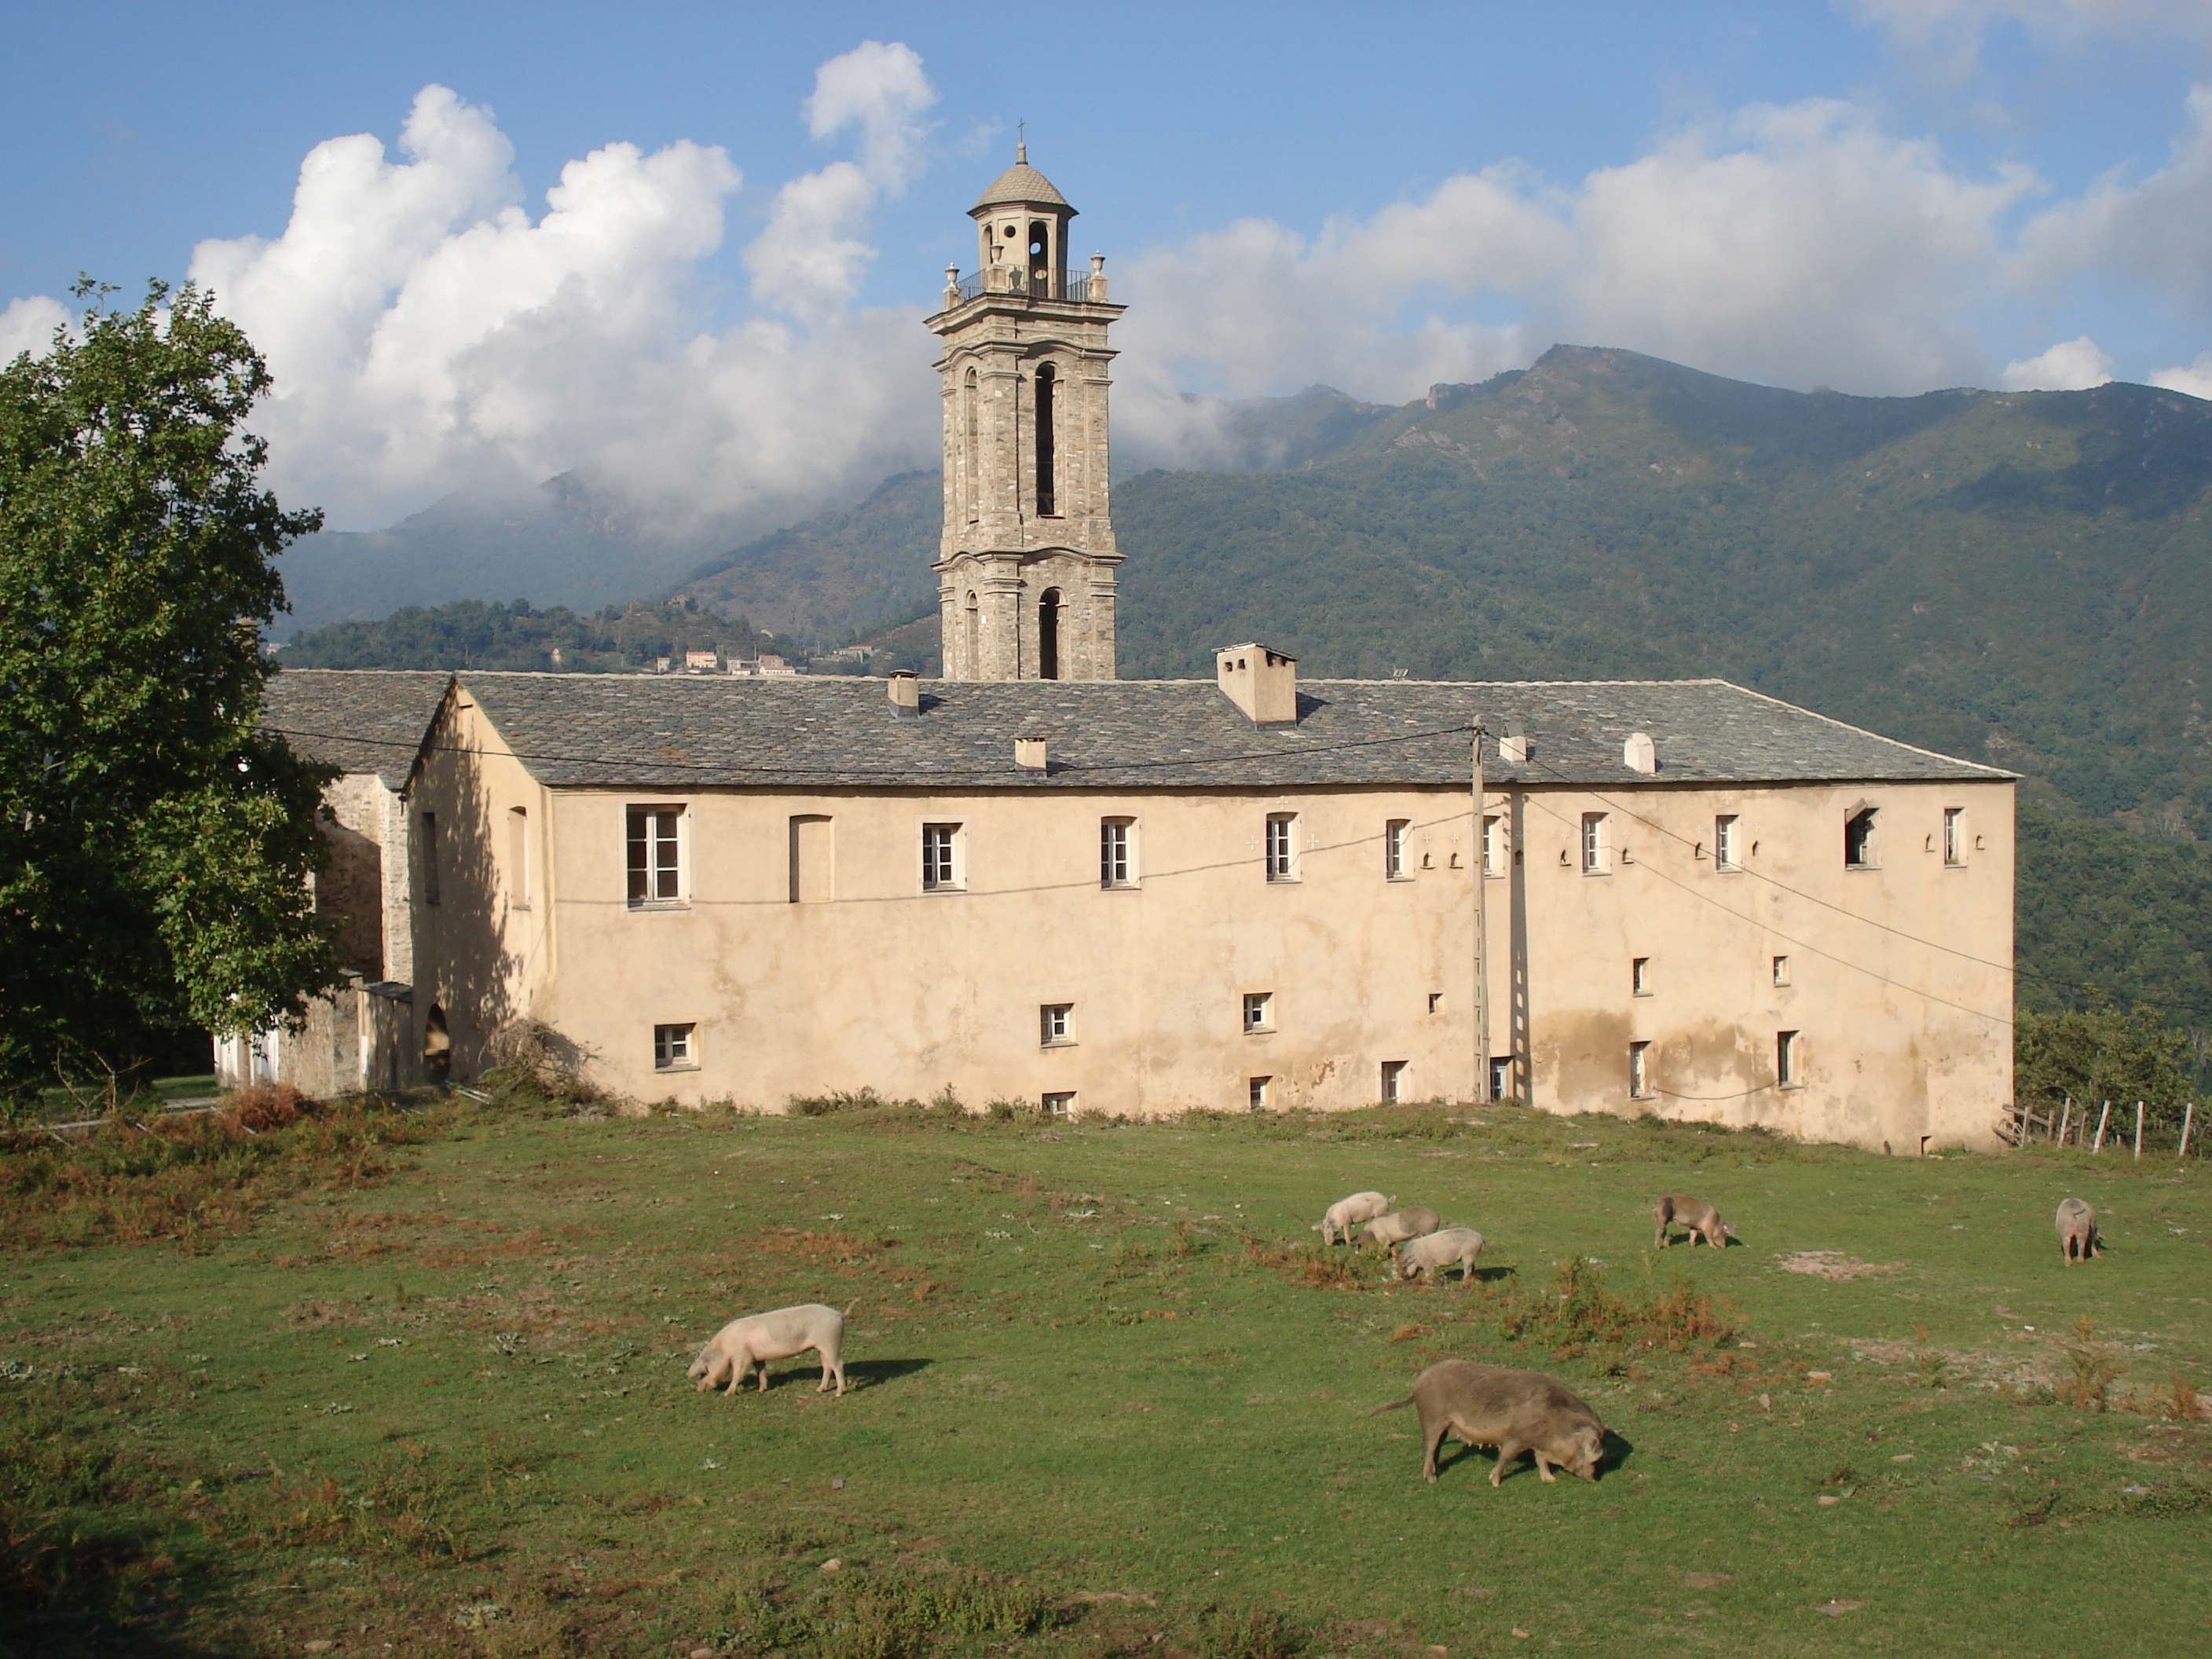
[1491,1256,1741,1354]
[1239,1232,1366,1292]
[484,1018,602,1104]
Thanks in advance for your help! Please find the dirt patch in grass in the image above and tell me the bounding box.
[1774,1251,1905,1281]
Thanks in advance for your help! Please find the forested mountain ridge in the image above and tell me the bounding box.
[1111,346,2212,837]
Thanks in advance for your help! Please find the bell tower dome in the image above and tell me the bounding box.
[928,145,1125,681]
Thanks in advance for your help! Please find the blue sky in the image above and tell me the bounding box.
[5,2,2211,534]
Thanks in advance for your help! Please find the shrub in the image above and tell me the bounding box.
[1490,1256,1740,1353]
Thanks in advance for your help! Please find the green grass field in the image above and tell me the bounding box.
[5,1095,2211,1658]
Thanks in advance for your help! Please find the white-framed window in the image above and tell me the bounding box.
[1714,814,1740,870]
[1101,817,1136,888]
[1489,1056,1512,1101]
[654,1023,696,1071]
[627,805,685,906]
[1379,1060,1408,1104]
[1773,954,1790,987]
[1242,991,1274,1034]
[1581,811,1610,874]
[1943,807,1965,866]
[421,811,441,906]
[1265,813,1298,881]
[1777,1029,1800,1088]
[1040,1003,1073,1046]
[507,806,529,908]
[1844,807,1878,869]
[1628,1041,1652,1099]
[1632,956,1652,996]
[1042,1091,1075,1117]
[1248,1076,1271,1111]
[1384,819,1410,879]
[922,822,965,892]
[1482,814,1506,877]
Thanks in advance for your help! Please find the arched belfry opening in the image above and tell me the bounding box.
[932,142,1122,682]
[1038,587,1063,680]
[1035,364,1057,516]
[1029,220,1052,293]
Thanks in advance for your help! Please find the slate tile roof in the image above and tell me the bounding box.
[263,669,452,789]
[419,673,2010,793]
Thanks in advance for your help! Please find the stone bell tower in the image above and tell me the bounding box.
[928,145,1125,681]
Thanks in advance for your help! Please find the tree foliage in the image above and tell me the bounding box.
[2014,1006,2195,1130]
[0,280,336,1102]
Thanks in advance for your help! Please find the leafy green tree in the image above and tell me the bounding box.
[1,280,338,1106]
[2014,1006,2195,1134]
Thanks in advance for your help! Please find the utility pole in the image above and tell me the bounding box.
[1473,723,1489,1103]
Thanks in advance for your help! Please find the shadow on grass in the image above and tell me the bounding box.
[708,1357,935,1395]
[1,1612,218,1659]
[1430,1428,1638,1486]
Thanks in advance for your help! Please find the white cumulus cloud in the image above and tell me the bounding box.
[104,49,943,538]
[2150,350,2212,398]
[1112,94,2035,438]
[0,295,71,361]
[2001,335,2115,388]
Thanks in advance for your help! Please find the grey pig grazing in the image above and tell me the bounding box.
[1653,1194,1731,1250]
[1396,1226,1485,1284]
[690,1302,851,1397]
[1359,1206,1441,1249]
[1374,1361,1607,1486]
[1314,1190,1391,1246]
[2056,1197,2101,1265]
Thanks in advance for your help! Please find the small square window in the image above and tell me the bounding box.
[1714,814,1740,870]
[1042,1091,1075,1117]
[1632,956,1652,996]
[1427,991,1443,1013]
[1248,1076,1271,1111]
[1265,813,1298,881]
[1581,811,1610,874]
[1101,818,1137,888]
[1777,1029,1800,1088]
[1772,954,1790,987]
[922,822,965,891]
[1379,1060,1408,1104]
[1243,991,1273,1034]
[654,1023,696,1071]
[1040,1003,1072,1046]
[1628,1040,1652,1099]
[1384,819,1410,879]
[1942,807,1965,866]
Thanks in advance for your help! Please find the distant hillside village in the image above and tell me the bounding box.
[240,148,2023,1154]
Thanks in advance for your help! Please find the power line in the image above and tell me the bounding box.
[1509,749,2212,1024]
[1510,789,2015,1029]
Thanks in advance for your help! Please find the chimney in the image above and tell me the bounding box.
[1013,736,1049,771]
[1622,731,1657,775]
[1498,725,1530,764]
[1215,643,1299,727]
[888,672,920,719]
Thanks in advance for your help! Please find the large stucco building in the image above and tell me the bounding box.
[243,149,2018,1151]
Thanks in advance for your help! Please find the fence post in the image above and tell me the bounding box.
[2183,1101,2196,1160]
[2135,1101,2144,1161]
[2093,1100,2111,1154]
[2058,1097,2072,1145]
